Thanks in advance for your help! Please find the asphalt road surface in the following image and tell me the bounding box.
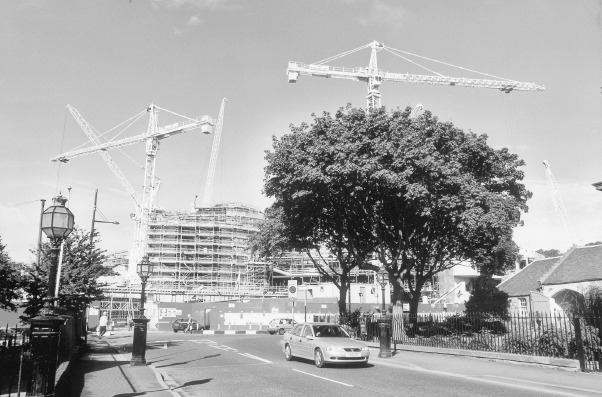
[107,332,602,397]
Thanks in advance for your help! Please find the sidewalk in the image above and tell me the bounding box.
[56,334,177,397]
[363,342,602,395]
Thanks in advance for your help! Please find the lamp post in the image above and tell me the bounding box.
[376,268,392,358]
[30,194,74,397]
[130,255,153,366]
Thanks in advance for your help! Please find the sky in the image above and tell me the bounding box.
[0,0,601,263]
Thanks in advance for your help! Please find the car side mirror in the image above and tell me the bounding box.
[306,335,314,340]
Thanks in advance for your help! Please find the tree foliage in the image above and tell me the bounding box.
[263,105,530,315]
[20,228,112,322]
[465,275,510,315]
[0,237,22,312]
[536,248,563,258]
[249,207,294,259]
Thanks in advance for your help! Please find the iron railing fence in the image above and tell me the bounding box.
[0,325,31,396]
[360,311,601,373]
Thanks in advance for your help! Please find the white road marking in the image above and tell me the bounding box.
[292,369,354,387]
[208,344,238,352]
[238,353,272,364]
[188,339,215,344]
[373,360,590,397]
[483,375,602,395]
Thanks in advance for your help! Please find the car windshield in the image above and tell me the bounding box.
[312,325,349,338]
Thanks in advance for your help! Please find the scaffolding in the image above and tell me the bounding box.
[144,202,266,297]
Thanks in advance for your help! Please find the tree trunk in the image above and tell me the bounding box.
[406,281,423,337]
[338,274,349,316]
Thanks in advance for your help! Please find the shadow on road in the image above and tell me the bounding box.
[154,354,221,368]
[174,378,213,389]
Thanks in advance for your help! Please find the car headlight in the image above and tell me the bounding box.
[361,347,369,351]
[325,346,345,352]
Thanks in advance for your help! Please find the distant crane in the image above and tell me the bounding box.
[202,98,227,207]
[287,41,545,109]
[52,104,215,271]
[543,160,580,247]
[410,104,423,118]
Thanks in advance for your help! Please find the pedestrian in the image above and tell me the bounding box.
[127,314,132,331]
[99,312,108,339]
[185,314,193,334]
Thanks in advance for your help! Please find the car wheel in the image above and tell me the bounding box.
[173,330,178,333]
[314,349,325,368]
[278,328,285,335]
[199,327,204,331]
[269,331,275,335]
[284,344,293,361]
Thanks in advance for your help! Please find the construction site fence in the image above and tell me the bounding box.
[358,311,602,373]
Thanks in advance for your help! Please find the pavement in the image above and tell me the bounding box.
[56,332,178,397]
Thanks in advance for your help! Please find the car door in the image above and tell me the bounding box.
[286,324,303,356]
[298,325,314,358]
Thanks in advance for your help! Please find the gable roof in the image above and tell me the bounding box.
[498,257,560,297]
[541,244,602,285]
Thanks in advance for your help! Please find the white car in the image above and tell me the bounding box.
[282,323,370,367]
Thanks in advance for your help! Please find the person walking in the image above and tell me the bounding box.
[99,312,108,339]
[185,314,194,334]
[127,314,132,331]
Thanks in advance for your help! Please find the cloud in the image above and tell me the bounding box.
[354,0,406,29]
[173,27,185,36]
[152,0,231,10]
[188,14,203,25]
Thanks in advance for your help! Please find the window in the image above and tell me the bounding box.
[301,325,313,338]
[518,298,528,317]
[312,325,349,338]
[290,324,303,336]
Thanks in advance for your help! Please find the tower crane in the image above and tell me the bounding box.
[202,98,227,207]
[543,160,580,247]
[287,41,545,109]
[52,104,215,272]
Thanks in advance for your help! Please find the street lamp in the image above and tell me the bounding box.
[30,194,74,397]
[130,255,153,366]
[376,268,392,358]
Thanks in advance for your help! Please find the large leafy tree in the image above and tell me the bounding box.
[465,275,510,315]
[20,228,112,322]
[0,237,23,311]
[264,105,530,316]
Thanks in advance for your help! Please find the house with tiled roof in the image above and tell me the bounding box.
[498,257,561,315]
[498,244,602,315]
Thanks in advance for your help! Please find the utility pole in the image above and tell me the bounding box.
[90,189,98,246]
[37,199,46,266]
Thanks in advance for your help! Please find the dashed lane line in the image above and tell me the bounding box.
[292,369,354,387]
[238,353,272,364]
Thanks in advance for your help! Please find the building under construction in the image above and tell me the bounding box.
[143,202,278,299]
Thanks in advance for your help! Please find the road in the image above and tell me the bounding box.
[105,332,602,397]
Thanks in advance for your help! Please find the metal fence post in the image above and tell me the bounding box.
[572,315,586,372]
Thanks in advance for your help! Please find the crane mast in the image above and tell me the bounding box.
[543,160,580,246]
[287,40,545,109]
[52,104,216,273]
[202,98,227,207]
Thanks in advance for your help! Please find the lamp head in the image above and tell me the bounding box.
[137,255,153,280]
[41,194,75,240]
